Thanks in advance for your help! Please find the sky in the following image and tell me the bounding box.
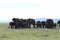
[0,0,60,23]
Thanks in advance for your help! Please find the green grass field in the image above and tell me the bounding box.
[0,23,60,40]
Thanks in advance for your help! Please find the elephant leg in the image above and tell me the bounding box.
[43,25,44,28]
[37,25,38,28]
[11,26,13,29]
[29,24,31,28]
[33,24,35,28]
[15,25,18,29]
[39,25,42,28]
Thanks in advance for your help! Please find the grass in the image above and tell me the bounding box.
[0,23,60,40]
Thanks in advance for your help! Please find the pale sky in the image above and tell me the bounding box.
[0,0,60,23]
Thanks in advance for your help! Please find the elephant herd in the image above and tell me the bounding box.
[9,18,60,29]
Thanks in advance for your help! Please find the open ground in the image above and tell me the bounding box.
[0,23,60,40]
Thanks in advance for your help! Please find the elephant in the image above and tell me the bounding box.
[9,22,15,29]
[35,21,42,28]
[45,19,54,28]
[27,18,35,28]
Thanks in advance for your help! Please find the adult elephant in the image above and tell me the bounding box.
[12,18,21,29]
[36,21,42,28]
[9,22,15,29]
[18,19,28,28]
[27,18,35,28]
[45,19,54,28]
[12,18,28,29]
[22,19,28,28]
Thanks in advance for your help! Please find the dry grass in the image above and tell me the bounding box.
[0,23,60,40]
